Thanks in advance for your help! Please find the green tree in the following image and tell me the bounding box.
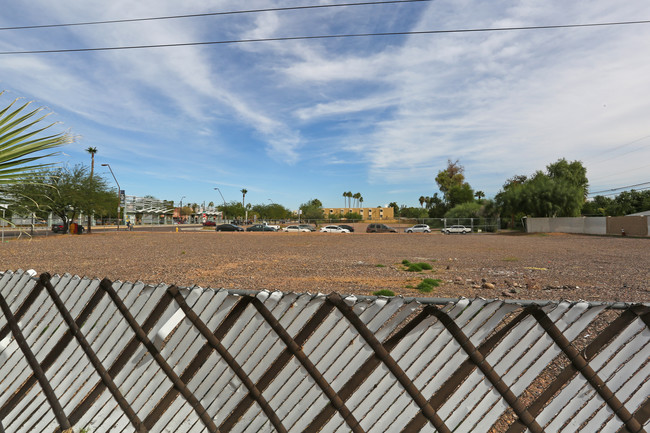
[400,206,428,218]
[218,200,245,220]
[299,198,324,220]
[444,202,482,218]
[435,159,466,195]
[446,183,475,208]
[240,188,248,207]
[547,158,588,199]
[388,201,400,217]
[6,165,115,232]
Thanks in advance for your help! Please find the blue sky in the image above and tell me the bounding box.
[2,0,649,211]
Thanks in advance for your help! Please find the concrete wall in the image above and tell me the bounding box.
[606,216,649,236]
[526,217,607,235]
[527,216,648,236]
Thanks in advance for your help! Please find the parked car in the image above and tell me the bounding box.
[203,221,216,226]
[215,223,244,232]
[366,223,397,233]
[338,224,355,232]
[246,224,278,232]
[405,224,431,233]
[442,225,472,234]
[51,224,66,233]
[284,225,311,232]
[320,225,350,233]
[298,224,316,232]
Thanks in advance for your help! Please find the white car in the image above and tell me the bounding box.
[320,225,350,233]
[283,225,310,232]
[405,224,431,233]
[442,225,471,234]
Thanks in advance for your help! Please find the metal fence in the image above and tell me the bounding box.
[0,270,647,432]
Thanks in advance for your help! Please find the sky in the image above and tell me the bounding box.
[1,0,649,211]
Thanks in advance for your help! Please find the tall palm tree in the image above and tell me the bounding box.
[86,147,97,176]
[359,196,364,209]
[347,191,352,208]
[419,196,426,208]
[85,147,97,232]
[475,191,485,201]
[241,188,248,209]
[342,191,347,208]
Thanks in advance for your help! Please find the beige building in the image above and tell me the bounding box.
[322,207,394,220]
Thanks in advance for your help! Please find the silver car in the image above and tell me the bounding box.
[284,225,311,232]
[320,225,350,233]
[405,224,431,233]
[442,225,471,234]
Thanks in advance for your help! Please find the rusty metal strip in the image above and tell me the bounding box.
[99,279,219,433]
[66,279,173,428]
[304,305,432,432]
[0,286,105,419]
[37,275,147,433]
[0,286,71,431]
[220,298,335,432]
[151,286,288,432]
[401,306,533,433]
[425,305,545,433]
[0,278,44,341]
[328,294,453,433]
[143,294,252,430]
[506,307,648,433]
[531,306,645,433]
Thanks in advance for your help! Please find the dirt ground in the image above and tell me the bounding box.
[1,229,648,303]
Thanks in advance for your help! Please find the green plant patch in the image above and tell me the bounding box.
[405,262,433,272]
[402,259,411,265]
[502,256,519,262]
[416,278,442,293]
[375,264,386,268]
[373,289,395,297]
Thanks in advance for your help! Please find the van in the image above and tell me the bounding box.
[366,223,397,233]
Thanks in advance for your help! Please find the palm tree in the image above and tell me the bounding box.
[85,147,98,232]
[419,196,426,208]
[353,192,361,208]
[359,196,364,209]
[241,188,248,207]
[0,93,73,214]
[475,191,485,201]
[342,191,347,208]
[86,147,97,176]
[347,191,352,208]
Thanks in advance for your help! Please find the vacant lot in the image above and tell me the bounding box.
[1,230,648,303]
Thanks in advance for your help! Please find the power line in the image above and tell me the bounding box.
[588,181,650,195]
[0,0,432,31]
[1,19,649,56]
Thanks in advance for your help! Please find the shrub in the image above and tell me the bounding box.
[416,278,442,293]
[373,289,395,297]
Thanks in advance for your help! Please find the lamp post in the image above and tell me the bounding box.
[101,164,121,231]
[214,188,226,222]
[179,196,185,223]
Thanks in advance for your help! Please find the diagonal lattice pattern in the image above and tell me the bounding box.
[0,270,648,432]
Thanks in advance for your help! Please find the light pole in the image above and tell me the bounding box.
[179,196,185,223]
[101,164,121,231]
[214,188,226,222]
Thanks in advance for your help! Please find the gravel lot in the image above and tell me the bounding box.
[1,229,648,303]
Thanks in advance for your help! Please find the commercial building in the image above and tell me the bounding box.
[322,206,394,220]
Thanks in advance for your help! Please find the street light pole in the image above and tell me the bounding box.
[214,188,226,222]
[101,164,121,231]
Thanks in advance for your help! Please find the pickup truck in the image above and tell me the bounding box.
[260,222,281,231]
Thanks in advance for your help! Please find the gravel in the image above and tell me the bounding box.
[1,230,648,303]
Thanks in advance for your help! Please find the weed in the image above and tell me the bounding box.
[502,256,519,262]
[402,259,411,265]
[416,278,442,293]
[373,289,395,297]
[405,262,433,272]
[375,264,386,268]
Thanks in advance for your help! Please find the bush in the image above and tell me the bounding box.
[403,260,434,272]
[416,278,442,293]
[373,289,395,297]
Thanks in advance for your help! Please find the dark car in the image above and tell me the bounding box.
[203,221,216,226]
[52,224,65,233]
[215,223,244,232]
[246,224,277,232]
[366,223,397,233]
[338,224,355,232]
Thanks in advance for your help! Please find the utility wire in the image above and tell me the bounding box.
[588,181,650,195]
[3,19,650,56]
[1,20,649,56]
[0,0,431,31]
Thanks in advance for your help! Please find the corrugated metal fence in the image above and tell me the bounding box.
[0,270,648,432]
